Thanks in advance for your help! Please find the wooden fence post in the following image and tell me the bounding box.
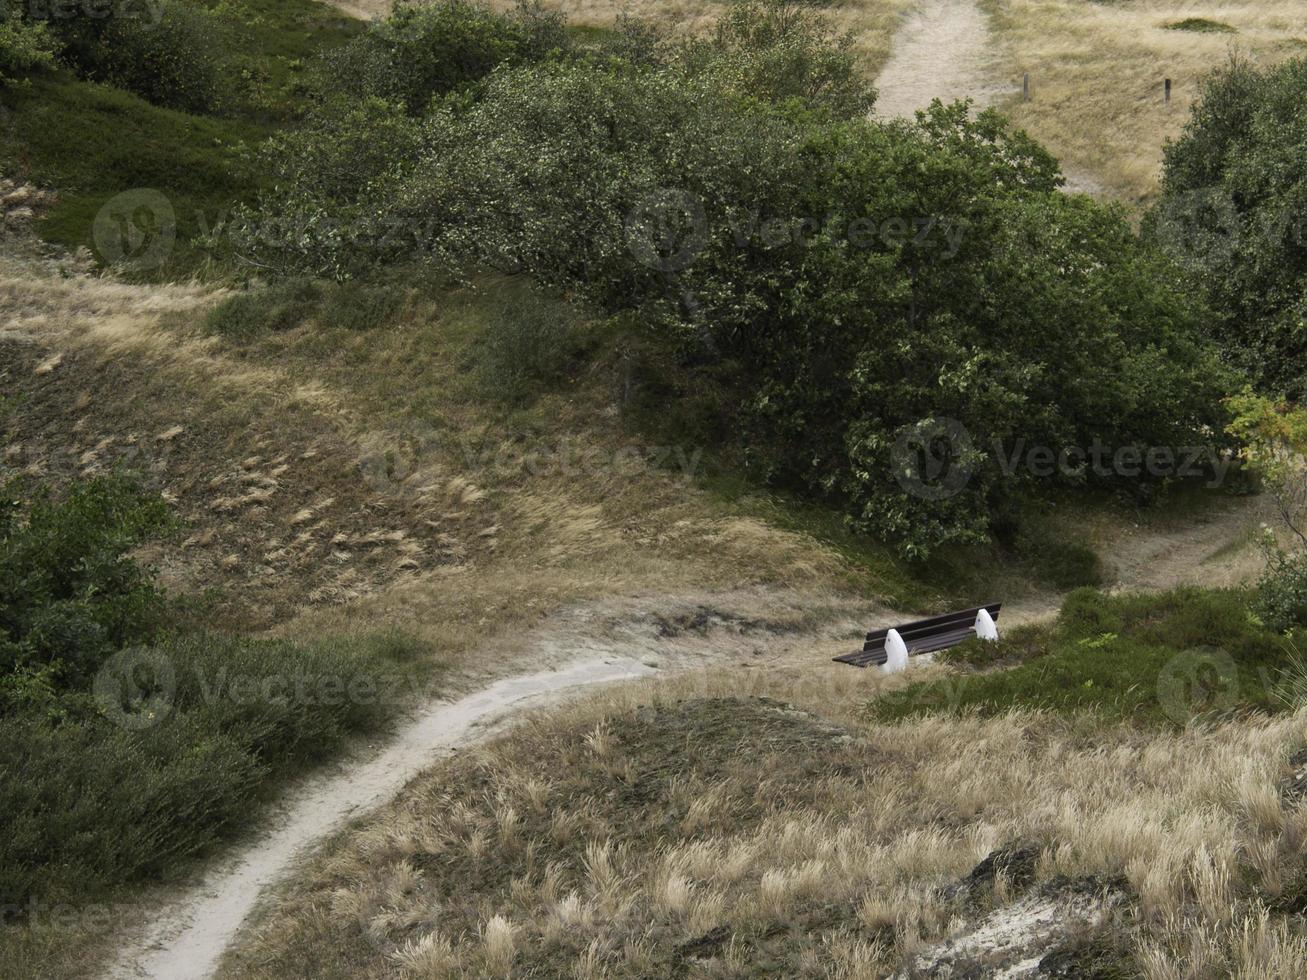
[1023,73,1030,102]
[1165,78,1172,104]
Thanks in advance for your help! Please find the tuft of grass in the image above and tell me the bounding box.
[1165,18,1237,34]
[207,279,406,339]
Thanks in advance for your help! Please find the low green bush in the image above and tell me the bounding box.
[0,4,56,83]
[207,279,323,339]
[1165,18,1236,34]
[47,0,224,113]
[874,588,1289,726]
[314,0,567,115]
[1255,550,1307,634]
[320,281,404,331]
[0,631,433,906]
[467,281,586,403]
[0,477,169,692]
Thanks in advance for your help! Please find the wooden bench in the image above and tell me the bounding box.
[834,603,1002,669]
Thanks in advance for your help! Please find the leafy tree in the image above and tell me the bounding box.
[1147,56,1307,395]
[675,0,874,119]
[314,0,567,116]
[42,0,224,112]
[239,0,1233,557]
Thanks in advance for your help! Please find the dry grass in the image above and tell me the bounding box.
[982,0,1307,205]
[223,653,1307,977]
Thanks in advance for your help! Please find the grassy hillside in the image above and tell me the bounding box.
[984,0,1307,205]
[0,0,1297,976]
[0,0,360,275]
[224,587,1307,978]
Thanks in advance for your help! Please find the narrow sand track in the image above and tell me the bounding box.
[108,659,655,980]
[874,0,1103,195]
[873,0,1009,120]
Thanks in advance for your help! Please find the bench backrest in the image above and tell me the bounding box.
[834,602,1002,668]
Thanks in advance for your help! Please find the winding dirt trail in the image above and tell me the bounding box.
[108,658,655,980]
[101,492,1268,980]
[104,590,866,980]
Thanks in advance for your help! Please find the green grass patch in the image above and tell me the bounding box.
[1165,18,1237,34]
[1,73,263,278]
[873,588,1292,726]
[196,0,365,120]
[1,0,362,276]
[207,277,411,340]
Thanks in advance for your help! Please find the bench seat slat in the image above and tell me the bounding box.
[836,602,1001,668]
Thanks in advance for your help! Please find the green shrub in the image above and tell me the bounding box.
[206,279,322,339]
[1165,18,1236,34]
[1255,550,1307,634]
[320,281,404,331]
[207,279,405,338]
[1147,55,1307,394]
[314,0,565,115]
[0,631,434,906]
[0,4,56,84]
[468,281,584,403]
[249,0,1232,557]
[0,477,169,691]
[676,0,873,118]
[47,0,224,113]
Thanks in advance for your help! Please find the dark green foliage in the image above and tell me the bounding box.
[320,280,404,330]
[1165,18,1236,34]
[0,631,432,906]
[0,477,169,691]
[676,0,874,117]
[873,588,1288,726]
[240,0,1232,557]
[0,2,56,83]
[45,0,224,113]
[1147,56,1307,394]
[314,0,567,115]
[1255,549,1307,634]
[206,278,324,338]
